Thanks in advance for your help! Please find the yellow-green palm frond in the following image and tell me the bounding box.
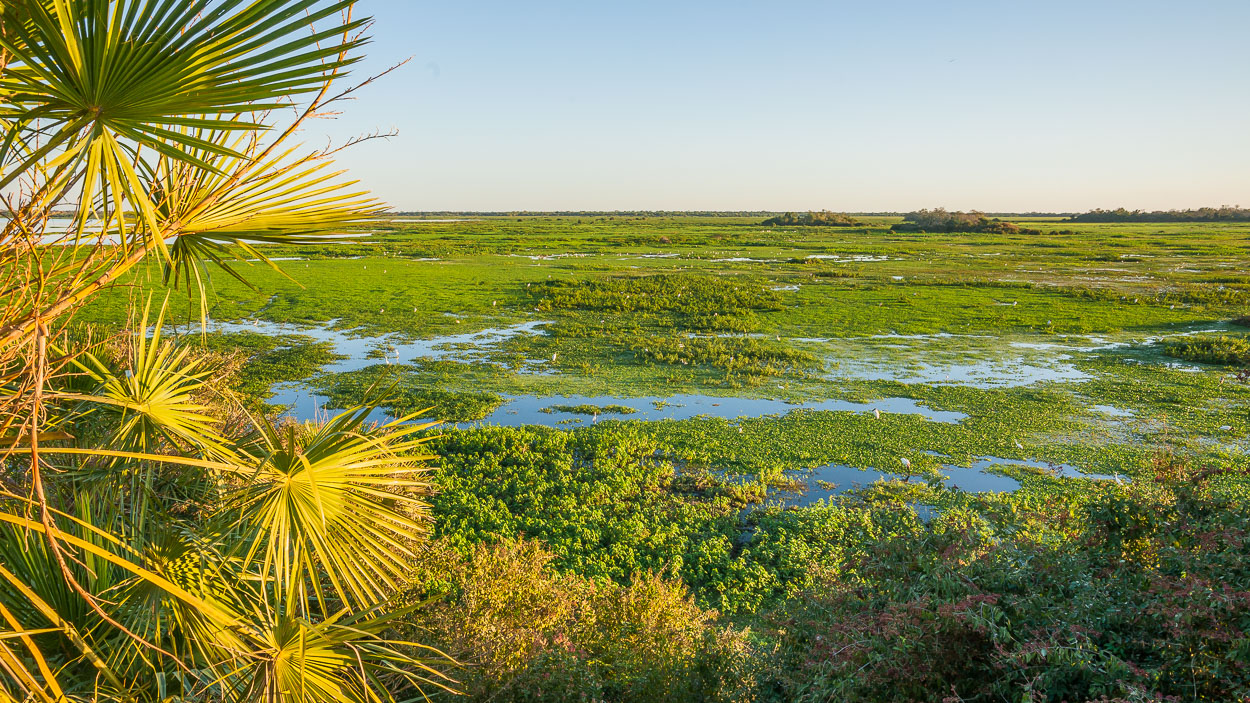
[0,501,251,700]
[229,603,457,703]
[149,129,383,317]
[229,408,438,612]
[0,0,367,177]
[0,0,369,248]
[67,297,226,457]
[103,526,257,689]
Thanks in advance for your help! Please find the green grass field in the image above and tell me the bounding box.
[85,215,1250,466]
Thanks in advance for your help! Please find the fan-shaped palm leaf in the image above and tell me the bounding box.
[230,408,438,612]
[65,298,225,457]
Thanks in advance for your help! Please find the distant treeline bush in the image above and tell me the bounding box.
[891,208,1041,235]
[1070,206,1250,223]
[761,211,860,227]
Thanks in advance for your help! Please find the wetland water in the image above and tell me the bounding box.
[769,456,1124,508]
[190,316,1206,428]
[190,317,1006,426]
[184,315,1198,495]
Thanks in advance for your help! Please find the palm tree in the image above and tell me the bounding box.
[0,2,455,700]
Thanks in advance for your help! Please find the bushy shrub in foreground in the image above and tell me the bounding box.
[761,457,1250,702]
[401,539,759,702]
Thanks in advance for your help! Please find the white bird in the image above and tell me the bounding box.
[551,353,558,362]
[1220,425,1233,431]
[1014,440,1024,450]
[380,308,384,314]
[873,408,881,420]
[738,426,744,434]
[1011,301,1017,307]
[900,457,911,470]
[493,300,498,307]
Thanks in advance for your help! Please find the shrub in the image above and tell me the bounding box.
[761,211,859,227]
[403,539,758,702]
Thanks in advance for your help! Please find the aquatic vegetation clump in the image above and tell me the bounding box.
[530,273,784,324]
[542,403,639,415]
[314,363,505,421]
[631,335,822,378]
[1163,334,1250,366]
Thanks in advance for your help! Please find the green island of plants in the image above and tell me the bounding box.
[1163,333,1250,366]
[541,404,639,415]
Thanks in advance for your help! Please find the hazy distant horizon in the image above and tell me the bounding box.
[377,206,1235,216]
[314,0,1250,212]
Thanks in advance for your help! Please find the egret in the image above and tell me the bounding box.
[552,353,558,363]
[873,408,881,420]
[1220,425,1233,431]
[900,457,911,470]
[1015,440,1024,450]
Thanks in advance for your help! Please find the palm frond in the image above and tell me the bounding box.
[230,409,439,611]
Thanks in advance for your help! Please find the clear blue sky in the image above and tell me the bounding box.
[317,0,1250,212]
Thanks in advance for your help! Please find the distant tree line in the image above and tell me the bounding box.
[761,210,860,227]
[1069,206,1250,223]
[391,210,782,218]
[891,208,1041,234]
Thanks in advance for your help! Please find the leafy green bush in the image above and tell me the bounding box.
[761,458,1250,702]
[761,211,859,227]
[428,426,743,586]
[402,539,758,702]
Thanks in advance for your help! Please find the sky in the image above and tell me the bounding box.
[312,0,1250,212]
